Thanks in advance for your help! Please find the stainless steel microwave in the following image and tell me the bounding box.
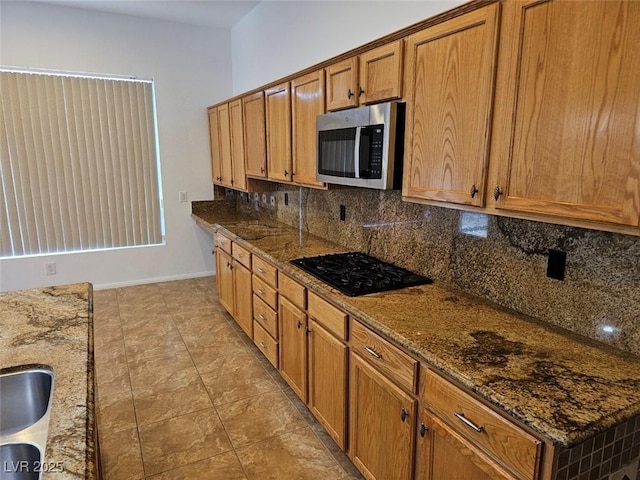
[316,102,404,189]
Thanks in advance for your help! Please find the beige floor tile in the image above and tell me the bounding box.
[99,426,145,480]
[169,303,222,325]
[179,321,240,350]
[118,293,168,316]
[199,352,280,406]
[94,337,127,365]
[217,390,308,449]
[119,312,174,333]
[138,408,233,476]
[95,358,132,400]
[235,426,350,480]
[133,376,213,426]
[129,357,200,398]
[188,338,252,373]
[146,451,247,480]
[97,391,138,434]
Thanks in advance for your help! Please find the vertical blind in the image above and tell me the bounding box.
[0,70,163,258]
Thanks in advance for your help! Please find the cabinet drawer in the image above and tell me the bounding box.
[252,255,278,287]
[253,294,278,339]
[279,273,306,310]
[254,321,278,369]
[253,275,278,310]
[232,242,251,269]
[350,319,418,392]
[308,292,347,341]
[424,369,542,480]
[214,232,232,255]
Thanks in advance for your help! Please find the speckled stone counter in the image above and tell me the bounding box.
[193,207,640,453]
[0,283,96,479]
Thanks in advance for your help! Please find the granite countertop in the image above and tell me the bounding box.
[193,208,640,448]
[0,283,96,479]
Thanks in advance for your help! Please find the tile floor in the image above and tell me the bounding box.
[93,277,364,480]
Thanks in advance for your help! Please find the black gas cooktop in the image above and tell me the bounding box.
[291,252,432,297]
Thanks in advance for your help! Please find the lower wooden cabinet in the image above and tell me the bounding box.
[232,260,253,338]
[307,318,348,450]
[350,352,417,480]
[416,410,517,480]
[278,296,308,401]
[215,247,234,314]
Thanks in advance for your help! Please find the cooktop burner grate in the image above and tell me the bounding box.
[290,252,432,296]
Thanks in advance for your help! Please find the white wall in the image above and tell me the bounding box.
[0,2,231,291]
[231,0,464,93]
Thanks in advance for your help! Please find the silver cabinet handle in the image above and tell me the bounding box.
[258,267,266,273]
[258,313,266,320]
[257,289,265,295]
[454,412,484,433]
[260,341,266,349]
[364,346,382,359]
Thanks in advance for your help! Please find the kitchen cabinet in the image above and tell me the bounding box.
[278,296,308,401]
[252,253,279,367]
[491,0,640,228]
[417,369,542,480]
[350,351,416,480]
[231,243,252,337]
[326,40,403,111]
[307,292,348,450]
[242,91,268,178]
[403,4,500,207]
[208,107,222,184]
[265,82,292,182]
[229,99,247,191]
[217,103,234,188]
[291,70,327,188]
[215,247,233,314]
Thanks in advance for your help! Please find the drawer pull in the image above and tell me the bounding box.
[258,267,266,273]
[297,319,302,329]
[454,412,484,433]
[364,346,382,359]
[419,423,428,437]
[260,341,266,349]
[258,313,266,320]
[400,408,409,422]
[257,289,265,295]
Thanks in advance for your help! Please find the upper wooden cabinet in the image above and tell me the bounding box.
[217,103,234,188]
[265,82,293,182]
[326,40,404,111]
[208,107,222,184]
[403,4,500,207]
[491,0,640,228]
[242,91,267,178]
[291,70,326,188]
[229,99,247,191]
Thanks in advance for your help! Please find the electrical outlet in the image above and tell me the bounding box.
[340,205,346,221]
[547,249,566,280]
[261,193,267,204]
[45,262,56,276]
[253,192,259,201]
[269,195,276,207]
[284,193,289,205]
[179,191,188,203]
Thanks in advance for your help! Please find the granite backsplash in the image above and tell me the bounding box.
[212,185,640,356]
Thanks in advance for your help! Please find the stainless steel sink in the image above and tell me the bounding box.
[0,368,53,436]
[0,366,54,480]
[0,443,41,480]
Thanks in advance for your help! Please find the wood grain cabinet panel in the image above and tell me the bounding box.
[229,99,247,191]
[403,4,500,207]
[232,260,253,339]
[359,40,404,105]
[208,107,222,184]
[265,82,292,182]
[291,70,326,188]
[217,103,234,188]
[493,0,640,227]
[326,57,359,111]
[349,352,416,480]
[308,318,348,450]
[215,248,233,315]
[254,321,278,369]
[278,296,307,401]
[242,91,267,178]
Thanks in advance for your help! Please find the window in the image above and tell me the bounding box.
[0,68,164,258]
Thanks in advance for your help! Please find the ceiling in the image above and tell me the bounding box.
[26,0,262,29]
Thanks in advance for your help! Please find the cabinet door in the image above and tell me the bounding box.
[229,99,247,191]
[493,0,640,227]
[242,91,267,178]
[291,70,326,188]
[216,248,234,315]
[308,319,347,450]
[416,410,517,480]
[350,353,416,480]
[403,4,499,207]
[265,82,292,182]
[278,296,307,401]
[217,103,234,188]
[208,107,222,184]
[326,57,359,111]
[359,40,404,105]
[233,260,253,339]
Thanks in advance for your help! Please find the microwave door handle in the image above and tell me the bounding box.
[354,126,362,179]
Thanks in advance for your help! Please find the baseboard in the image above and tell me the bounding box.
[94,271,215,291]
